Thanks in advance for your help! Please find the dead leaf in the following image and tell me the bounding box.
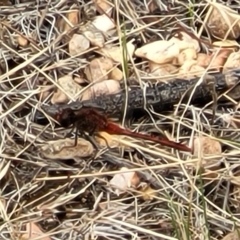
[210,49,232,70]
[139,184,156,200]
[194,136,222,156]
[221,230,240,240]
[56,8,80,35]
[64,9,80,32]
[206,3,240,40]
[110,167,140,195]
[193,136,222,169]
[84,57,113,82]
[135,40,180,64]
[196,50,231,70]
[80,22,105,48]
[92,15,115,32]
[51,75,83,104]
[17,35,28,47]
[99,40,135,63]
[20,222,51,240]
[69,34,90,56]
[109,67,123,81]
[41,138,94,159]
[94,0,113,15]
[81,79,121,100]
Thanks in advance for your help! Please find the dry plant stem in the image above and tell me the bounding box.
[39,68,240,122]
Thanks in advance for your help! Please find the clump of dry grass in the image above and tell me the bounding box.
[1,0,240,240]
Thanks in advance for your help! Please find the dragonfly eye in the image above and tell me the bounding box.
[57,109,78,128]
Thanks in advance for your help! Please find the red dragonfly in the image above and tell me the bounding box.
[46,106,192,152]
